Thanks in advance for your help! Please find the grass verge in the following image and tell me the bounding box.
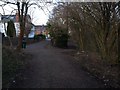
[2,46,28,88]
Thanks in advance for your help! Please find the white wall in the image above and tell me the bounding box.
[0,22,35,38]
[0,23,7,36]
[0,22,20,37]
[14,23,20,36]
[28,25,35,38]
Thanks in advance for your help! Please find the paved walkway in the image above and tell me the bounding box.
[11,40,105,88]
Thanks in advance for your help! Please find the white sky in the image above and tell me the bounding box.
[28,4,54,25]
[0,0,55,25]
[1,0,118,25]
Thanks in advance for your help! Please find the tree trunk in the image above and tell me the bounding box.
[16,2,28,51]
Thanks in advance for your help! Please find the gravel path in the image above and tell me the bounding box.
[11,40,105,88]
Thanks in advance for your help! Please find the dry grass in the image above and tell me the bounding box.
[2,46,30,88]
[61,48,119,88]
[73,52,120,88]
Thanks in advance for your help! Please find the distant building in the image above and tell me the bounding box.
[0,14,20,36]
[28,23,35,38]
[0,13,35,38]
[35,25,47,35]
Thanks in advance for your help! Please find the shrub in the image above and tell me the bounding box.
[34,35,40,41]
[39,34,46,39]
[7,20,16,37]
[55,33,69,48]
[50,29,69,48]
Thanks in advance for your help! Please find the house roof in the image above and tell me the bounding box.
[1,15,16,22]
[1,14,32,23]
[35,25,47,28]
[35,25,47,31]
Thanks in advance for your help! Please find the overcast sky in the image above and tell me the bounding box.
[0,0,119,25]
[0,0,55,25]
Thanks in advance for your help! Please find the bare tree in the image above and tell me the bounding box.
[48,2,119,63]
[83,2,119,63]
[1,0,51,50]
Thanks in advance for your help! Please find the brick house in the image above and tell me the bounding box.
[35,25,47,35]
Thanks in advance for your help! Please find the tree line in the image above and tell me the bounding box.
[47,2,120,64]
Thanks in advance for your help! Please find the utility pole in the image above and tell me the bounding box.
[66,2,69,47]
[0,4,7,35]
[0,4,13,47]
[66,2,68,34]
[118,2,120,63]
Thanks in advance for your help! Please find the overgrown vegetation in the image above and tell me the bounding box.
[47,2,120,87]
[47,2,119,65]
[34,34,46,41]
[49,26,69,48]
[2,46,27,88]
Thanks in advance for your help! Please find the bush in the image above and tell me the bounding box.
[34,35,40,41]
[55,33,69,48]
[7,20,16,37]
[34,34,46,41]
[39,34,46,39]
[50,29,69,48]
